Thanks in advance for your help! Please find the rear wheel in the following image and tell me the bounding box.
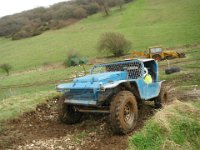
[110,91,138,134]
[58,96,82,124]
[154,86,168,109]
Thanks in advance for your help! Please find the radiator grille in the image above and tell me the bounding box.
[65,89,95,100]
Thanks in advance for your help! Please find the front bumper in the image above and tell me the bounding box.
[64,99,97,106]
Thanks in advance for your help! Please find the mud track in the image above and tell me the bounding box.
[0,97,155,150]
[0,84,199,150]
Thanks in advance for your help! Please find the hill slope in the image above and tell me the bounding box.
[0,0,200,71]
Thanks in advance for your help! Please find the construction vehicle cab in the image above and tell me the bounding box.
[148,46,164,60]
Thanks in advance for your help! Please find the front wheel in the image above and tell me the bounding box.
[58,96,82,124]
[110,91,138,134]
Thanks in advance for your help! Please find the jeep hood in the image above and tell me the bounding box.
[73,71,126,83]
[57,71,127,91]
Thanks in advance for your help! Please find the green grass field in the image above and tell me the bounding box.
[0,0,199,71]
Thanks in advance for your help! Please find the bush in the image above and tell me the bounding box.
[12,30,30,40]
[12,21,43,40]
[98,32,131,57]
[116,0,125,10]
[0,64,12,75]
[48,20,68,30]
[124,0,134,3]
[73,7,88,19]
[64,51,88,67]
[52,5,74,20]
[86,3,100,15]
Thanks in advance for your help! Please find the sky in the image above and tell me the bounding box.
[0,0,68,17]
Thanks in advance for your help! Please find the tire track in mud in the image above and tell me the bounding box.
[0,97,155,150]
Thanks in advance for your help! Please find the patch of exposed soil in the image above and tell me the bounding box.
[0,98,155,150]
[165,80,200,102]
[174,89,200,101]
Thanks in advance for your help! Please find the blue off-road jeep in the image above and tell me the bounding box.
[56,59,167,134]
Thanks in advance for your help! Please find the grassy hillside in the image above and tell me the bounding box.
[0,0,199,71]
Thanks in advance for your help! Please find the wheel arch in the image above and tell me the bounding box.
[158,80,166,93]
[113,81,142,103]
[103,81,140,94]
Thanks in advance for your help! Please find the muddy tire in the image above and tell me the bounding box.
[58,96,82,124]
[154,86,168,109]
[110,91,138,134]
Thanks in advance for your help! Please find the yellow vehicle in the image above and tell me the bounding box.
[132,46,185,61]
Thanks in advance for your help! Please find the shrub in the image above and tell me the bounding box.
[73,7,88,19]
[86,3,100,15]
[12,21,43,40]
[116,0,125,10]
[79,57,88,65]
[48,20,68,30]
[124,0,134,3]
[106,0,125,10]
[52,5,74,20]
[64,51,88,67]
[0,64,12,75]
[98,32,131,57]
[12,30,30,40]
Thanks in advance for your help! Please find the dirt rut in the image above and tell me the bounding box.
[0,97,155,150]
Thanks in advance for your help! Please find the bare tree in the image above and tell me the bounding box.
[98,0,110,16]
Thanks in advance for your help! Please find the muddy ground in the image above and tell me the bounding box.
[0,87,199,150]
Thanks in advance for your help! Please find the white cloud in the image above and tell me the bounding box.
[0,0,68,17]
